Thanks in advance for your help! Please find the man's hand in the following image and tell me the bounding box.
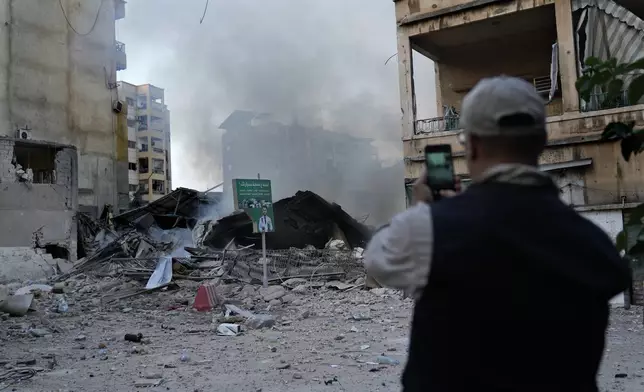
[412,169,462,205]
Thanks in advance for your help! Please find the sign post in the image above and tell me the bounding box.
[232,177,274,288]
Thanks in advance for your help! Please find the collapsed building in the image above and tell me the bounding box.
[63,186,371,294]
[0,137,78,283]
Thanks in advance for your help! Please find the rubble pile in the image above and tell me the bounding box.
[1,187,373,320]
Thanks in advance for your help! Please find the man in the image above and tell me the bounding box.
[364,76,630,392]
[258,206,273,232]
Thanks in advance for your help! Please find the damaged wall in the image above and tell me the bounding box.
[0,138,78,283]
[0,0,122,217]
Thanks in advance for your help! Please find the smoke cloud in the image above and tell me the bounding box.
[117,0,435,224]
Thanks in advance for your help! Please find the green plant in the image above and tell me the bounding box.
[575,57,644,279]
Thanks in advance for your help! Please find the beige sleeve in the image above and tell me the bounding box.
[363,203,433,296]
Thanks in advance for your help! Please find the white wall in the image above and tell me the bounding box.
[580,209,625,305]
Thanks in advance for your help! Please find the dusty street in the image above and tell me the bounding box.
[2,278,644,392]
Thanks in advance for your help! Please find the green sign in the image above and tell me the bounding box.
[232,179,275,233]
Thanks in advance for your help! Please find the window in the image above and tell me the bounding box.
[129,184,139,192]
[127,118,137,128]
[127,140,136,149]
[126,97,135,107]
[152,158,164,174]
[137,95,147,109]
[128,162,137,171]
[138,157,149,173]
[137,115,148,131]
[152,179,165,194]
[151,137,163,153]
[14,143,58,184]
[138,137,148,152]
[139,179,149,192]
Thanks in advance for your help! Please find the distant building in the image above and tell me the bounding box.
[219,110,399,222]
[118,82,172,204]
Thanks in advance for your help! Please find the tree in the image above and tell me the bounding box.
[576,56,644,306]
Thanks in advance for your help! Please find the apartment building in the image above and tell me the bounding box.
[0,0,129,216]
[118,82,172,204]
[395,0,644,235]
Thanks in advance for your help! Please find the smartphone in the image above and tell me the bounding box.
[424,144,455,198]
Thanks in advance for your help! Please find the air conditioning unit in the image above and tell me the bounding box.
[16,128,32,140]
[112,100,124,113]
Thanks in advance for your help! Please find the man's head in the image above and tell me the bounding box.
[262,206,268,216]
[459,76,547,181]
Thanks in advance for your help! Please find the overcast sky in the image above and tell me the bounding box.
[117,0,436,191]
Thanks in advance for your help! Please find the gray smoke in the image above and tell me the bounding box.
[117,0,432,224]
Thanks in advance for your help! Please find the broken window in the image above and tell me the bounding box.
[138,137,148,152]
[152,179,165,194]
[44,245,69,260]
[128,162,137,171]
[138,157,149,173]
[13,142,58,184]
[151,137,163,153]
[152,158,164,174]
[137,115,148,131]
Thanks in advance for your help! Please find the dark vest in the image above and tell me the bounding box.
[403,182,630,392]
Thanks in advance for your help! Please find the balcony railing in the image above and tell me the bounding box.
[581,90,630,112]
[151,101,164,112]
[414,116,461,135]
[115,41,127,71]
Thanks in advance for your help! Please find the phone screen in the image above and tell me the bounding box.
[425,149,454,189]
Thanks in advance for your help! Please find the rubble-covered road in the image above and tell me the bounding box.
[2,280,644,392]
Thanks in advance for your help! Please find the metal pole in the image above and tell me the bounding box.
[262,232,268,288]
[257,172,268,287]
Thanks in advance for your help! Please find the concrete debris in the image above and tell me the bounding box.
[1,293,33,316]
[259,285,286,301]
[14,284,52,296]
[216,323,241,336]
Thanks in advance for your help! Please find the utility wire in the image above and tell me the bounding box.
[59,0,104,36]
[385,53,398,65]
[200,0,210,24]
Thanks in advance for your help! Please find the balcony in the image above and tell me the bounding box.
[581,90,631,113]
[151,101,164,114]
[115,41,127,71]
[415,116,460,135]
[115,0,126,20]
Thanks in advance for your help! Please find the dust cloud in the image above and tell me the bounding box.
[117,0,434,224]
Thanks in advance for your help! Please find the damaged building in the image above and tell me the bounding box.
[0,138,78,283]
[219,110,403,224]
[393,0,644,303]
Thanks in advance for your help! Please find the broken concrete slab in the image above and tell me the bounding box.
[259,285,286,301]
[134,378,164,387]
[281,278,307,288]
[15,284,53,296]
[246,314,276,330]
[56,259,74,274]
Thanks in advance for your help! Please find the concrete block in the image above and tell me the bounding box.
[0,247,56,284]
